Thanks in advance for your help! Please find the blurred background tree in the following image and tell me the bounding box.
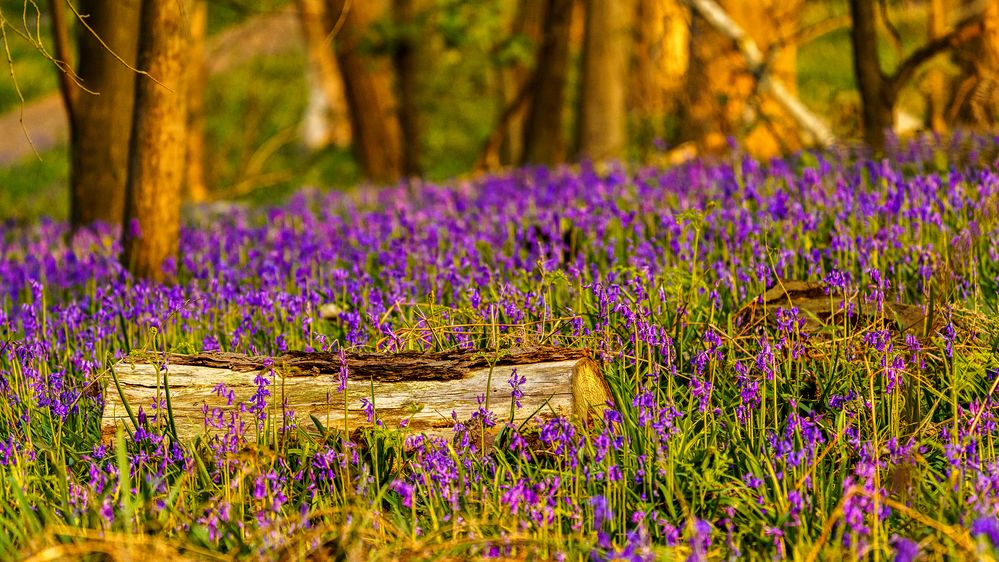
[51,0,140,228]
[1,0,997,228]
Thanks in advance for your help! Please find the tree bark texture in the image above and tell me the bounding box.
[69,0,141,228]
[576,0,635,161]
[327,0,404,184]
[849,0,892,155]
[500,0,547,165]
[682,0,803,158]
[393,0,425,178]
[185,0,208,203]
[122,0,189,283]
[521,0,574,166]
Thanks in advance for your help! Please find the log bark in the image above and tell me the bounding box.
[733,280,940,340]
[102,348,609,443]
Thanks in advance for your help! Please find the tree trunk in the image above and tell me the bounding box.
[393,0,424,178]
[576,0,634,161]
[500,0,547,165]
[521,0,574,166]
[926,0,948,133]
[68,0,141,228]
[949,0,999,129]
[327,0,404,184]
[295,0,352,150]
[122,0,189,283]
[186,0,208,203]
[681,0,803,158]
[849,0,892,154]
[630,0,689,154]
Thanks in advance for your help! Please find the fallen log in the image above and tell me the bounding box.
[101,347,610,444]
[732,279,993,343]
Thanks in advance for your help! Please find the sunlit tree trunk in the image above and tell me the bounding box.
[122,0,189,282]
[327,0,404,184]
[521,0,574,166]
[576,0,634,161]
[949,0,999,129]
[186,0,208,203]
[926,0,949,133]
[630,0,688,153]
[682,0,803,158]
[67,0,141,228]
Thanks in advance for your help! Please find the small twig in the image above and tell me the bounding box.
[48,0,78,123]
[64,0,168,91]
[878,0,905,60]
[322,0,352,49]
[0,10,40,160]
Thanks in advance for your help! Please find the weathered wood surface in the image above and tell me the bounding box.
[102,348,609,443]
[733,280,939,338]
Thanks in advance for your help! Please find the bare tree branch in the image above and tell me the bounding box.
[885,15,985,103]
[682,0,837,147]
[790,14,850,48]
[476,67,537,171]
